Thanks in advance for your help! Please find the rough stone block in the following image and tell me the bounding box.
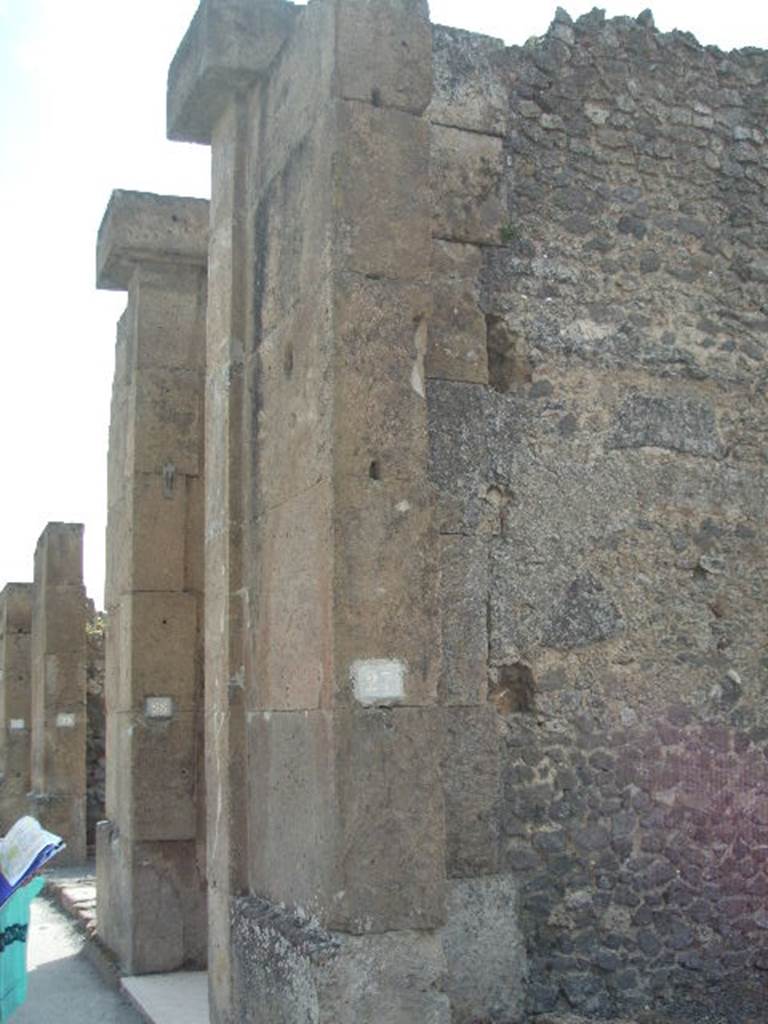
[167,0,297,144]
[128,472,189,595]
[97,191,209,291]
[28,791,86,866]
[232,897,451,1024]
[251,277,334,513]
[97,821,206,973]
[336,102,430,281]
[428,240,488,383]
[129,367,203,476]
[542,572,624,650]
[427,379,490,533]
[132,263,207,370]
[333,273,432,480]
[248,707,446,933]
[429,25,508,135]
[43,652,86,707]
[249,483,333,712]
[609,391,724,459]
[439,535,488,703]
[334,0,432,114]
[248,112,335,338]
[37,586,86,654]
[333,475,439,707]
[431,124,506,244]
[185,474,205,595]
[33,523,84,589]
[117,591,198,711]
[441,876,526,1024]
[441,706,501,878]
[39,705,86,795]
[116,710,198,842]
[0,584,33,633]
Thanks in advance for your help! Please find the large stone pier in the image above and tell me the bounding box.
[94,190,209,975]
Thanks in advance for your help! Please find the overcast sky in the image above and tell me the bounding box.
[1,0,766,606]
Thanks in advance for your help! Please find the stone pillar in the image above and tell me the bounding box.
[95,190,208,974]
[168,2,447,1021]
[0,583,34,827]
[29,523,87,864]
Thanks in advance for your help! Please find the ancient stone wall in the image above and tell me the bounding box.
[428,9,767,1021]
[85,606,106,847]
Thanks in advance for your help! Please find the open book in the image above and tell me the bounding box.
[0,817,65,907]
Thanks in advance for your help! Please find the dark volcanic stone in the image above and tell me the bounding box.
[543,573,624,649]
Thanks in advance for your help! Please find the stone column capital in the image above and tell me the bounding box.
[96,190,210,291]
[167,0,298,145]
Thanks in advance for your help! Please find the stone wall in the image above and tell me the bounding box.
[428,9,767,1022]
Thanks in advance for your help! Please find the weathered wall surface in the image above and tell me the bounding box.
[428,9,767,1022]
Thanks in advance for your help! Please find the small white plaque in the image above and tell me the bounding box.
[351,659,405,706]
[145,696,174,719]
[56,713,76,728]
[8,719,25,732]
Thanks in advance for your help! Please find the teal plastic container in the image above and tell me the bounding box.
[0,876,44,1020]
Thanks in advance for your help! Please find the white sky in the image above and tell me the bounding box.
[0,0,766,606]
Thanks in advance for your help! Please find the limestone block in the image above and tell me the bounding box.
[439,535,488,704]
[334,0,432,114]
[167,0,297,144]
[97,822,206,973]
[249,112,335,338]
[233,897,450,1024]
[427,379,490,533]
[249,483,333,711]
[333,475,439,707]
[128,472,188,595]
[96,820,131,965]
[97,190,209,291]
[3,633,32,718]
[332,274,431,481]
[244,1,336,202]
[440,706,501,877]
[431,124,506,244]
[116,710,197,841]
[28,792,86,866]
[441,876,526,1023]
[38,586,86,654]
[0,584,33,633]
[248,707,446,933]
[132,264,207,371]
[39,705,86,795]
[429,26,508,135]
[33,523,84,589]
[129,367,203,476]
[428,240,488,383]
[117,592,198,711]
[43,652,86,707]
[251,278,334,512]
[335,102,430,281]
[609,391,724,458]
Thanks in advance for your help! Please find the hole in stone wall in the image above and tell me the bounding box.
[369,460,381,481]
[489,662,535,715]
[371,87,382,107]
[284,345,294,376]
[486,315,532,392]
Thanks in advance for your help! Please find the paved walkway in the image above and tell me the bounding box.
[12,869,210,1024]
[14,897,142,1023]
